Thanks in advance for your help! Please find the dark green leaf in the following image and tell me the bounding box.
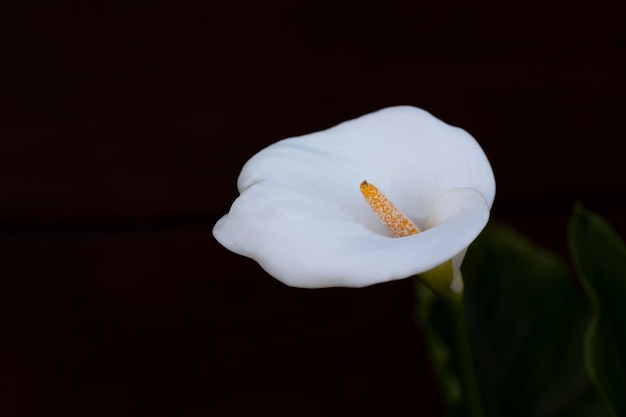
[458,222,605,417]
[568,204,626,417]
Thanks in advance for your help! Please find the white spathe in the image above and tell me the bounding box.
[213,106,496,289]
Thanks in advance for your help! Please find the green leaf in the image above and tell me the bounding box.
[458,222,606,417]
[568,204,626,417]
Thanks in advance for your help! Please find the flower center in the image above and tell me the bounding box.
[360,180,420,237]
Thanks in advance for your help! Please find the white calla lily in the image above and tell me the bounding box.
[213,106,495,291]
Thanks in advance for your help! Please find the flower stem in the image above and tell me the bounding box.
[444,293,485,417]
[414,280,486,417]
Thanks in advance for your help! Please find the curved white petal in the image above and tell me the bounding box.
[213,106,495,288]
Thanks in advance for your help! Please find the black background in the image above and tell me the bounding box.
[2,1,625,416]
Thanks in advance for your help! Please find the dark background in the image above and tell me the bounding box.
[2,1,625,416]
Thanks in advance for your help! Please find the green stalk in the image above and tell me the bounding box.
[414,279,486,417]
[443,292,485,417]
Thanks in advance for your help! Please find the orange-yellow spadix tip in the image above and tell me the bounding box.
[360,180,420,237]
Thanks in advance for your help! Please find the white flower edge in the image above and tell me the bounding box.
[215,186,488,288]
[213,106,495,289]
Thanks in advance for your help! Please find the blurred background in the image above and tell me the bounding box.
[1,1,624,416]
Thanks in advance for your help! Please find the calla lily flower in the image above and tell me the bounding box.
[213,106,495,292]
